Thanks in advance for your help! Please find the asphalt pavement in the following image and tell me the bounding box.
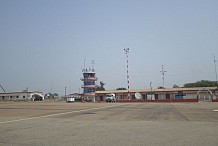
[0,101,218,146]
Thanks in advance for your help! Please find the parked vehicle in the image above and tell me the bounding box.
[66,96,75,102]
[32,94,43,101]
[105,93,116,102]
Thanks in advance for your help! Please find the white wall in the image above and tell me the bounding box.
[0,92,44,100]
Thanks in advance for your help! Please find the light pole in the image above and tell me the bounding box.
[65,86,67,99]
[124,48,130,99]
[213,53,218,83]
[149,82,152,100]
[26,87,28,100]
[150,82,152,92]
[160,65,167,88]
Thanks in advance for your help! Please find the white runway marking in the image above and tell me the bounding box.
[0,104,124,124]
[213,110,218,112]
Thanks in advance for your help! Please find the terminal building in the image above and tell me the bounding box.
[95,87,218,102]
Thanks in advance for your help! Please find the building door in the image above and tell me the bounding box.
[132,95,135,100]
[155,94,158,100]
[100,96,103,101]
[143,94,147,100]
[166,94,170,100]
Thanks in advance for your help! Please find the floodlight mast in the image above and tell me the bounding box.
[160,65,167,88]
[150,82,152,92]
[65,86,67,98]
[213,53,218,83]
[124,48,130,99]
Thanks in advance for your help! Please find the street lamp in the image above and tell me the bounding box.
[213,53,218,83]
[150,82,152,92]
[65,86,67,98]
[26,87,28,100]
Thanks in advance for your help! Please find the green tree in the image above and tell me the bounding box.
[173,84,180,88]
[116,87,127,90]
[158,86,164,89]
[96,81,105,91]
[183,80,218,88]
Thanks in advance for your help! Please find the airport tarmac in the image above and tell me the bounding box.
[0,101,218,146]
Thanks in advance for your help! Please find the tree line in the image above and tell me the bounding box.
[96,80,218,91]
[183,80,218,88]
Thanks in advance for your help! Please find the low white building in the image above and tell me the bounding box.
[0,91,44,101]
[95,87,218,102]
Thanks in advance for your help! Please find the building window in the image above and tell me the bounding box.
[132,95,135,100]
[10,96,13,99]
[178,91,183,95]
[16,96,19,98]
[23,96,25,98]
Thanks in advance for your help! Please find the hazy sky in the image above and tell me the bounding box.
[0,0,218,95]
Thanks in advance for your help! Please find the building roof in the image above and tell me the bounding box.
[95,87,218,94]
[0,91,43,95]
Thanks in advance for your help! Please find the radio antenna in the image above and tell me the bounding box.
[83,56,86,70]
[213,53,218,82]
[92,60,95,70]
[0,84,6,92]
[160,65,167,88]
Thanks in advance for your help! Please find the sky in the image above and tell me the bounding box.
[0,0,218,95]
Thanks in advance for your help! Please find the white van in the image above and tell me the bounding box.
[66,96,75,102]
[105,93,116,102]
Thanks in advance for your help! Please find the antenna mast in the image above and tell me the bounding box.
[160,65,167,88]
[0,84,6,92]
[213,53,218,82]
[83,57,86,70]
[92,60,95,70]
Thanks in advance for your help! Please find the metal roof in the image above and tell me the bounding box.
[96,87,218,94]
[0,91,43,95]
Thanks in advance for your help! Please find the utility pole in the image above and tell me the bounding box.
[124,48,130,99]
[213,53,218,83]
[160,65,167,88]
[65,86,67,99]
[26,87,28,100]
[150,82,152,92]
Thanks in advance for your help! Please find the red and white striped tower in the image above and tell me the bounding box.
[124,48,131,99]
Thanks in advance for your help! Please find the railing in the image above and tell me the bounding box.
[81,85,97,88]
[116,99,198,102]
[84,93,96,96]
[81,77,97,81]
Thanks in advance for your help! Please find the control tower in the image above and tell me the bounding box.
[81,68,97,101]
